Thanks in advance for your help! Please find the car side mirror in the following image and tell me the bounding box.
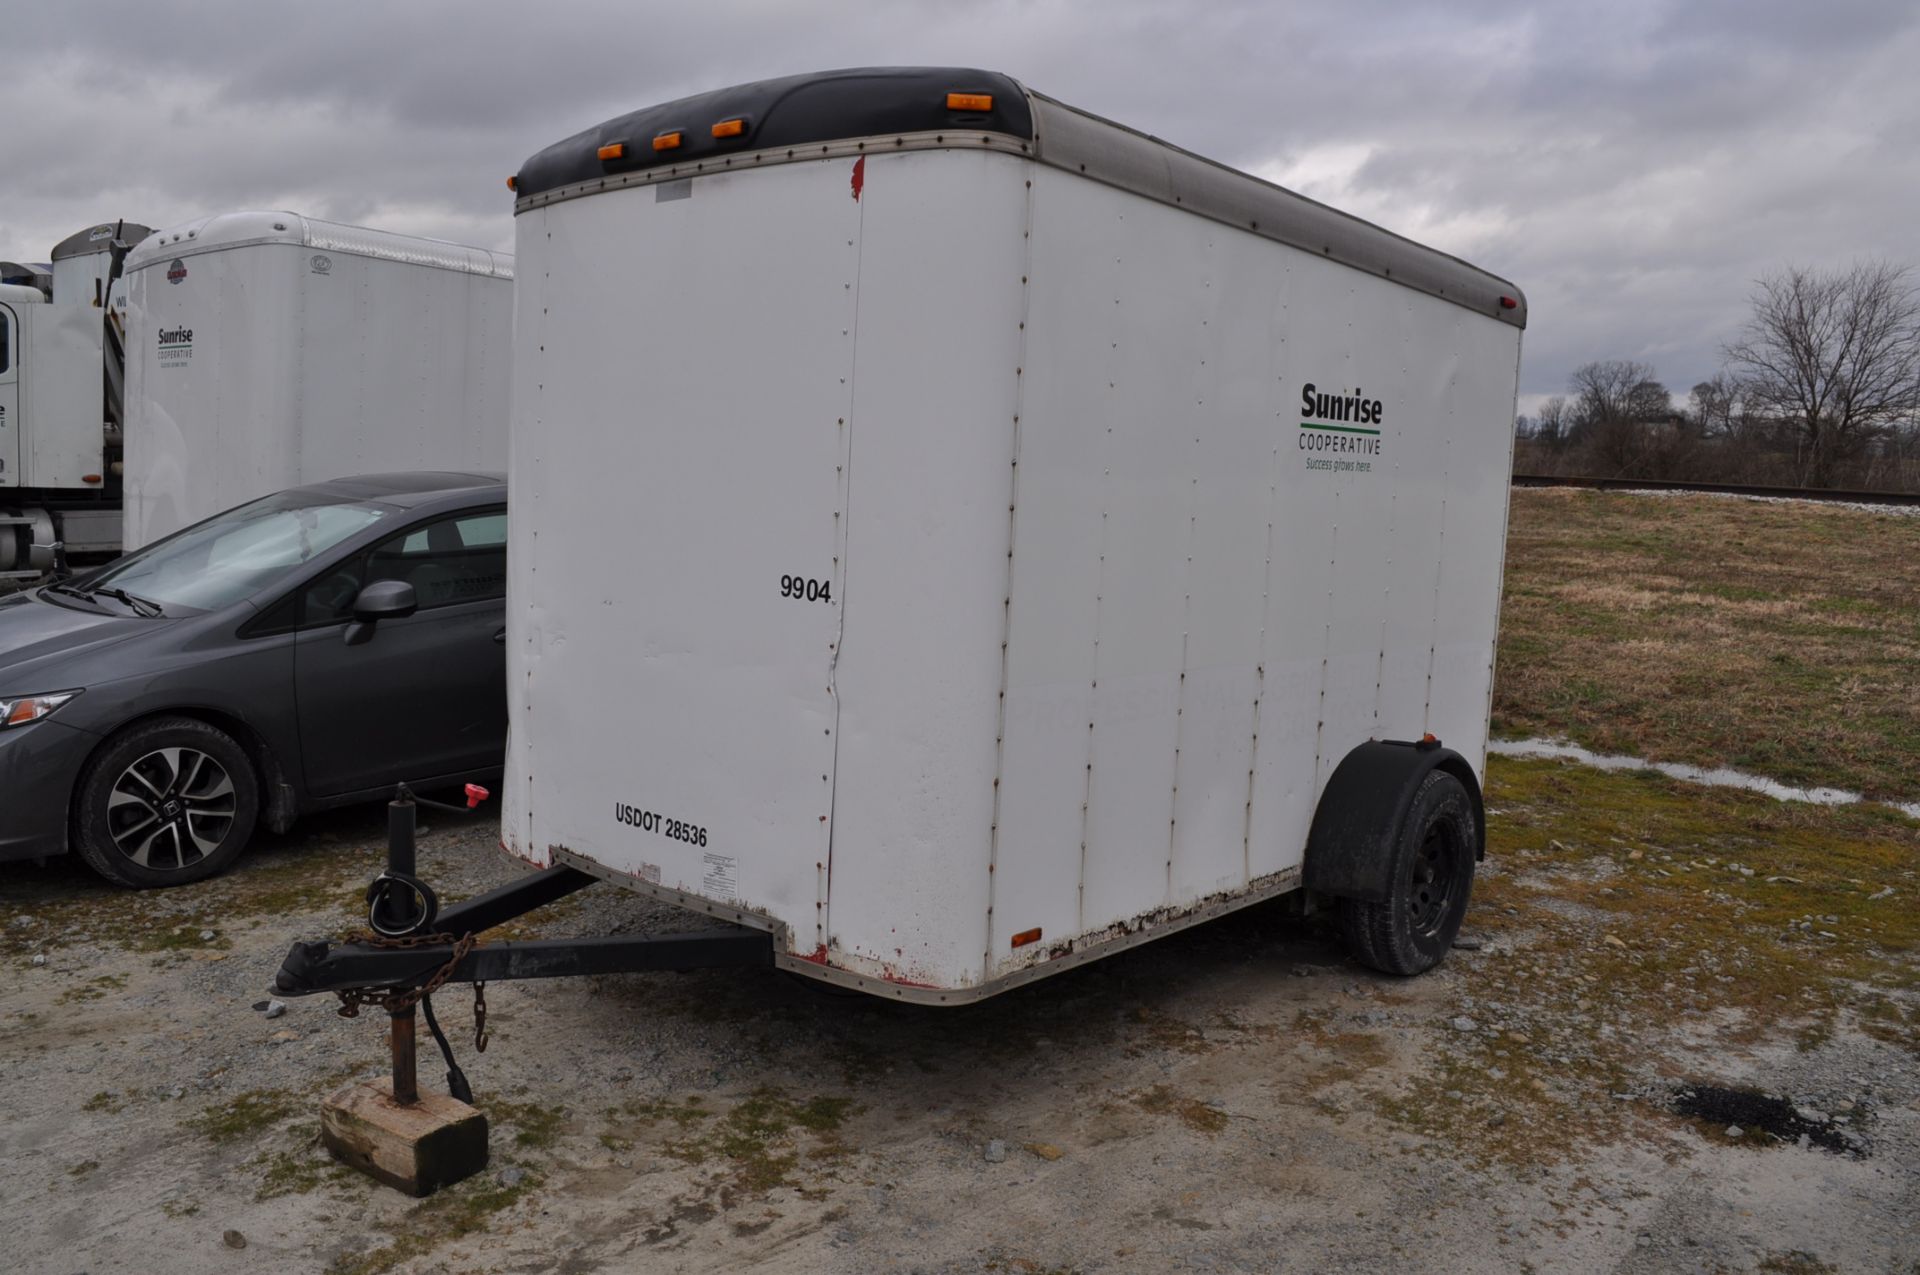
[343,580,417,646]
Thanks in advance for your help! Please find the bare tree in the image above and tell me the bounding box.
[1534,395,1570,449]
[1688,374,1743,439]
[1568,360,1668,438]
[1723,262,1920,487]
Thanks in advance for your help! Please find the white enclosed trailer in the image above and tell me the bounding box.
[121,212,512,549]
[0,221,152,578]
[502,68,1526,1002]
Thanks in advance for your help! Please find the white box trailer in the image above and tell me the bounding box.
[121,211,512,548]
[501,68,1526,1002]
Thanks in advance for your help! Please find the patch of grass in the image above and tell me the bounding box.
[1758,1253,1839,1275]
[1371,754,1920,1167]
[81,1091,125,1114]
[253,1124,357,1201]
[56,973,128,1004]
[1131,1085,1228,1135]
[619,1094,712,1128]
[1124,1006,1217,1057]
[67,1159,99,1178]
[652,1088,857,1197]
[160,1199,200,1219]
[185,1089,300,1144]
[1494,489,1920,802]
[327,1168,541,1275]
[486,1097,568,1149]
[0,835,370,960]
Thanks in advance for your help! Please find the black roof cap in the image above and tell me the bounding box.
[513,67,1029,200]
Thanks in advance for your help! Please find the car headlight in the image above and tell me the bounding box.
[0,691,81,729]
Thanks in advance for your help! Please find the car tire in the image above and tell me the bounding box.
[71,716,261,889]
[1339,770,1477,976]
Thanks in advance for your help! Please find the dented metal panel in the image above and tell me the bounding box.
[505,158,857,954]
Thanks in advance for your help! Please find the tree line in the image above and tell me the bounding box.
[1515,261,1920,491]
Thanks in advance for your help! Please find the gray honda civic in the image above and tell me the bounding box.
[0,472,508,888]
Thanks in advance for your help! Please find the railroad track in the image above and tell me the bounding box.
[1511,473,1920,507]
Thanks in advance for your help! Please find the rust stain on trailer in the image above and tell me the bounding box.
[1040,866,1305,963]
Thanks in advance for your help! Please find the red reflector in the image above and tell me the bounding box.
[1011,927,1043,949]
[81,473,102,484]
[1499,295,1518,310]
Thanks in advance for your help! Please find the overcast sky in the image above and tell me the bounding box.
[4,0,1915,408]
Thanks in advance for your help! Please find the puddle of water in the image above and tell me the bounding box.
[1488,737,1920,822]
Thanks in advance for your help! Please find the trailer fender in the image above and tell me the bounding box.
[1302,739,1485,904]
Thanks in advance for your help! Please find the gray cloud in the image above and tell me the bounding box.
[3,0,1914,404]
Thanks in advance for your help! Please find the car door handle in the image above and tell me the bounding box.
[493,628,506,645]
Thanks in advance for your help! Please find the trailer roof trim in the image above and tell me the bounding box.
[49,222,153,261]
[125,210,513,279]
[512,67,1524,328]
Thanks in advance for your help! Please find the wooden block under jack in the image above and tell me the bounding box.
[320,1078,489,1196]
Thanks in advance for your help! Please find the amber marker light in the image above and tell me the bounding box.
[711,118,745,139]
[1011,927,1043,949]
[597,142,626,161]
[505,175,517,190]
[652,132,683,152]
[946,92,993,112]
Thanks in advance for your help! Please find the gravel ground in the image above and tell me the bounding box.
[2,770,1917,1275]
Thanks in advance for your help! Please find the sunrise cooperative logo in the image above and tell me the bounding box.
[1298,382,1384,453]
[166,259,187,285]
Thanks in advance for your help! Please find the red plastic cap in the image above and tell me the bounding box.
[465,784,491,808]
[1499,295,1518,310]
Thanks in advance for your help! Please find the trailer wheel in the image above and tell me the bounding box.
[1340,770,1476,975]
[71,717,261,889]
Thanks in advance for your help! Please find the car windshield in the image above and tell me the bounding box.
[78,491,392,613]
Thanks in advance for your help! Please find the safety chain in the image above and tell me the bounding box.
[332,931,480,1019]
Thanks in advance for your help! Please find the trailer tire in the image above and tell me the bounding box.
[71,717,260,889]
[1339,769,1476,976]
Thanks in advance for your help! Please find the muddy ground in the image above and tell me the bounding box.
[3,756,1916,1275]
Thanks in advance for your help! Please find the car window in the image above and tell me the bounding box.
[87,490,390,613]
[303,507,507,625]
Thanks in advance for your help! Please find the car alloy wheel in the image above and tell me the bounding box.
[106,746,239,871]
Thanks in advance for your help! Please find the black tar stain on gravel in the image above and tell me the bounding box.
[1671,1084,1864,1157]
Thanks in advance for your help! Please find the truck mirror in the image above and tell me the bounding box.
[344,579,417,646]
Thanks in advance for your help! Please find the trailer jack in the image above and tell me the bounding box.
[271,785,773,1195]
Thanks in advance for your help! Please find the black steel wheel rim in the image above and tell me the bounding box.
[106,747,238,870]
[1406,818,1461,938]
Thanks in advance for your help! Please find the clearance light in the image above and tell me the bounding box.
[0,691,80,729]
[597,142,626,161]
[1499,295,1518,310]
[711,118,745,139]
[946,92,993,112]
[81,473,102,484]
[1011,927,1043,949]
[652,131,683,152]
[505,175,518,191]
